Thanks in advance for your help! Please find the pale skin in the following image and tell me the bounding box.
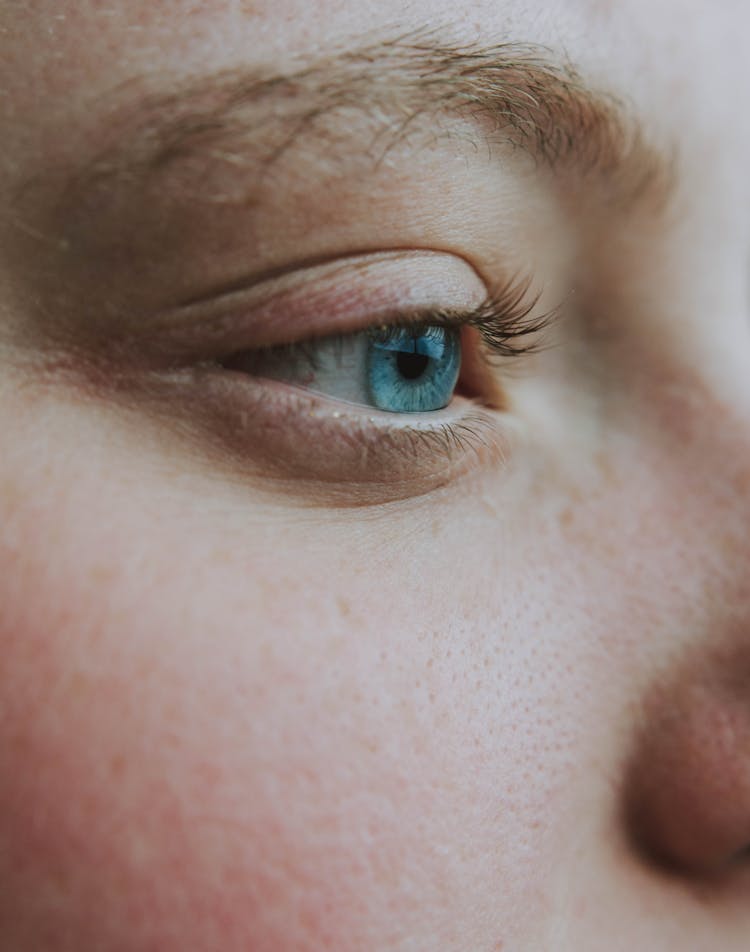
[1,1,750,949]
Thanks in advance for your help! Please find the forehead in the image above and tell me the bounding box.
[0,1,736,163]
[0,0,718,92]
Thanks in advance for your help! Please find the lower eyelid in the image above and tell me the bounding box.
[143,364,516,501]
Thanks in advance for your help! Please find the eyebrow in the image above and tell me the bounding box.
[56,35,674,213]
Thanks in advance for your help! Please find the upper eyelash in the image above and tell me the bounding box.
[425,273,554,358]
[255,273,554,364]
[217,272,557,388]
[358,273,555,358]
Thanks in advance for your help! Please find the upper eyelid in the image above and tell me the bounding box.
[218,283,557,421]
[136,250,491,357]
[65,249,558,379]
[185,255,553,350]
[228,281,555,363]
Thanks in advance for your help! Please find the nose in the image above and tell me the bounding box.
[621,385,750,880]
[625,643,750,878]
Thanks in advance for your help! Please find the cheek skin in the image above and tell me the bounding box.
[0,543,550,950]
[0,397,579,951]
[0,531,436,948]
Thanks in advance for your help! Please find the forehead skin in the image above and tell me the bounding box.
[1,2,750,952]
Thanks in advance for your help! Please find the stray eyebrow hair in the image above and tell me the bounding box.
[56,34,674,212]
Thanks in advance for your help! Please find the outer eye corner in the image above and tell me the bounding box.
[456,324,506,411]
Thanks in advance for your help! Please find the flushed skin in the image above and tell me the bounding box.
[1,1,750,950]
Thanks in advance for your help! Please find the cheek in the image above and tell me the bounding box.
[0,456,561,950]
[1,522,397,948]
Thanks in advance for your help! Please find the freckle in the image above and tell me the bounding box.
[559,506,574,528]
[89,562,116,585]
[110,753,126,780]
[47,862,72,902]
[195,761,223,789]
[337,596,351,618]
[566,483,585,504]
[595,449,618,484]
[65,671,89,699]
[480,492,501,517]
[732,465,750,497]
[0,476,22,507]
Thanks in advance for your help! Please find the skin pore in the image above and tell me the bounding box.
[1,1,750,950]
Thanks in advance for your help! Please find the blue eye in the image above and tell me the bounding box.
[232,324,463,414]
[367,326,461,412]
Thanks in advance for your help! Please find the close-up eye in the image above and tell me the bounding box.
[205,257,553,432]
[223,322,463,414]
[137,258,558,492]
[40,250,555,494]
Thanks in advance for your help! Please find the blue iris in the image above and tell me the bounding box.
[366,326,461,412]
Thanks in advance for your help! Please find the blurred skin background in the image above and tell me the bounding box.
[1,1,749,949]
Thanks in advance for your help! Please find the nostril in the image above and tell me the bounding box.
[624,666,750,880]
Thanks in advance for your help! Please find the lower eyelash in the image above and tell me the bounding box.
[408,413,511,463]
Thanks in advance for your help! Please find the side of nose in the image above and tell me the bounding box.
[618,358,750,879]
[625,648,750,878]
[605,319,750,881]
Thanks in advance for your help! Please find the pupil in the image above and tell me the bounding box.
[396,351,429,380]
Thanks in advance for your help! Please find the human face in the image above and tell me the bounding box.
[1,1,749,949]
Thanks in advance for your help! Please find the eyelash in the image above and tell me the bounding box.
[222,272,553,378]
[442,273,551,358]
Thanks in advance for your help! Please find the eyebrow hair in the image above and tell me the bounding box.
[56,35,674,213]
